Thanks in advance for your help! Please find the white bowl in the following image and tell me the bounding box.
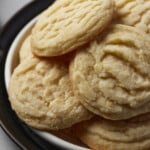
[4,16,88,150]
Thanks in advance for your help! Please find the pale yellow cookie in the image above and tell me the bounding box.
[75,114,150,150]
[70,24,150,120]
[115,0,150,34]
[19,35,34,62]
[8,56,92,130]
[31,0,114,57]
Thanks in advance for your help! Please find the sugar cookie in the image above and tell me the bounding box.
[31,0,114,56]
[70,24,150,120]
[19,35,34,62]
[115,0,150,34]
[75,114,150,150]
[8,56,92,130]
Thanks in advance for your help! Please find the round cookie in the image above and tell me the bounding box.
[19,35,34,62]
[31,0,114,57]
[8,57,92,130]
[75,114,150,150]
[115,0,150,34]
[70,24,150,120]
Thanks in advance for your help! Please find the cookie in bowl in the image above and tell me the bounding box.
[31,0,114,56]
[8,53,92,131]
[75,113,150,150]
[114,0,150,34]
[19,35,34,62]
[70,24,150,120]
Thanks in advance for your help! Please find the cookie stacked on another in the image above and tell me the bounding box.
[70,24,150,120]
[31,0,114,56]
[114,0,150,34]
[75,113,150,150]
[8,0,150,149]
[19,35,34,62]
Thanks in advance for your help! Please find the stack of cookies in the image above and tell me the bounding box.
[8,0,150,149]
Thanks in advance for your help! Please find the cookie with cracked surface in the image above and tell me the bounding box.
[115,0,150,34]
[31,0,114,57]
[70,24,150,120]
[75,114,150,150]
[19,35,34,62]
[8,57,92,130]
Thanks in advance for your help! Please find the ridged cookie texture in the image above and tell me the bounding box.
[75,114,150,150]
[70,24,150,120]
[31,0,114,57]
[115,0,150,34]
[19,35,34,62]
[8,57,92,130]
